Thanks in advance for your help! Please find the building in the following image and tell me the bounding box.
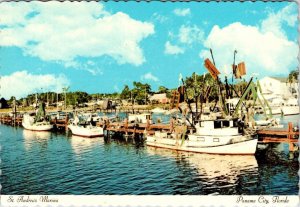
[149,93,170,104]
[259,76,299,100]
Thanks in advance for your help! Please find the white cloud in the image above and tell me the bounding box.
[164,41,185,55]
[0,71,70,99]
[261,4,297,39]
[152,12,168,23]
[173,8,191,17]
[0,2,154,67]
[200,5,297,76]
[141,72,159,82]
[178,25,204,44]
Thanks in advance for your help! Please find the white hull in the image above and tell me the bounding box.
[146,135,257,155]
[281,106,299,116]
[22,114,53,131]
[267,106,299,116]
[68,124,104,137]
[22,121,53,131]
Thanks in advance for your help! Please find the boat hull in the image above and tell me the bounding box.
[68,125,104,138]
[281,106,299,116]
[146,136,258,155]
[22,123,53,131]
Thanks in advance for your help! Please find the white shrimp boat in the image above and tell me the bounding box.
[22,114,53,131]
[146,119,257,155]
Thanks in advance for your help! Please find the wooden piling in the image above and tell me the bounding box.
[288,122,295,152]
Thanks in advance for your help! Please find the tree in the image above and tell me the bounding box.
[158,86,168,94]
[0,98,8,108]
[288,69,299,85]
[120,85,131,100]
[131,81,151,104]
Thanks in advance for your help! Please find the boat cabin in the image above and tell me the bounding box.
[195,119,241,136]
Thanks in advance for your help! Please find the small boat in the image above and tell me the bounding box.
[146,118,257,155]
[68,116,104,137]
[22,114,53,131]
[128,113,152,124]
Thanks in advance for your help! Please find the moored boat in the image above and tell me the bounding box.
[68,115,104,137]
[22,114,53,131]
[128,113,152,124]
[68,124,104,137]
[22,102,53,132]
[146,118,257,155]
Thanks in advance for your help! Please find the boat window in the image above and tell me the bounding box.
[198,137,205,142]
[214,120,222,128]
[223,120,230,127]
[213,138,219,142]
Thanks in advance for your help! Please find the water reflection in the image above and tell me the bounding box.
[70,135,104,155]
[146,147,259,194]
[23,130,51,150]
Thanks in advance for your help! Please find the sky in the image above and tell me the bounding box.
[0,1,298,99]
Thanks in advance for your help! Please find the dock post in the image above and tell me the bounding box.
[13,98,16,126]
[124,118,128,136]
[287,122,294,152]
[65,114,69,131]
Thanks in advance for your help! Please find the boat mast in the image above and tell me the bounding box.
[209,49,228,116]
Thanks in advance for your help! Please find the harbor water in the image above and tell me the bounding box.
[0,114,298,195]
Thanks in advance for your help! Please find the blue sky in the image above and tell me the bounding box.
[0,1,298,99]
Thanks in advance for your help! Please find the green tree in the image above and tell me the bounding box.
[131,81,151,104]
[120,85,131,100]
[158,86,168,94]
[288,69,299,84]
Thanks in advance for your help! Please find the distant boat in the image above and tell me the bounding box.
[128,113,152,124]
[146,118,257,155]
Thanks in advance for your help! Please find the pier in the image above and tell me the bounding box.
[1,113,298,152]
[257,122,299,152]
[97,119,172,136]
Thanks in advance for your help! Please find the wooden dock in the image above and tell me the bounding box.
[97,119,173,136]
[257,122,299,152]
[1,114,298,152]
[0,115,23,126]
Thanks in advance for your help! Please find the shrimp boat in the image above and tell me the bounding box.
[22,102,53,131]
[68,115,104,137]
[146,118,257,155]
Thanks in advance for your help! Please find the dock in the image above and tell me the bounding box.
[0,113,298,152]
[257,122,299,152]
[97,119,172,136]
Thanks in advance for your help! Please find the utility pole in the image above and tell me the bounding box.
[145,87,147,105]
[56,92,59,111]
